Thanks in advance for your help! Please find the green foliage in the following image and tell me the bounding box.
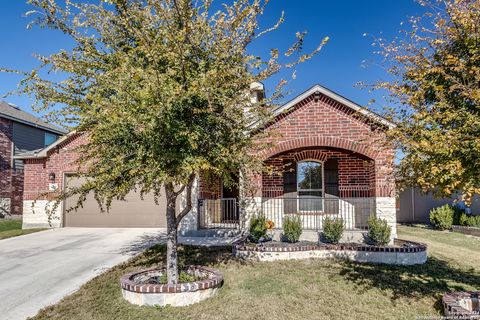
[454,209,480,228]
[465,215,480,227]
[282,215,302,243]
[158,271,196,284]
[248,215,267,243]
[371,0,480,203]
[429,204,454,230]
[322,217,344,244]
[366,217,391,246]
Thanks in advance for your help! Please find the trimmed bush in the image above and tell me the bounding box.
[366,217,391,246]
[248,215,267,243]
[429,204,454,230]
[461,214,480,227]
[322,217,344,244]
[282,215,302,243]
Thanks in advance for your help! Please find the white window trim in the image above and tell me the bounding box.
[296,160,324,213]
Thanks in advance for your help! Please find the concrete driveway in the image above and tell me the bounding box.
[0,228,166,320]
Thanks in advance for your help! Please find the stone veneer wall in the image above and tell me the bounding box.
[234,239,427,265]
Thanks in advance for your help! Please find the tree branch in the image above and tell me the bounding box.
[175,173,196,225]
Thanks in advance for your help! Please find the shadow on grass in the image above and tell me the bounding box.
[127,243,237,270]
[339,257,480,312]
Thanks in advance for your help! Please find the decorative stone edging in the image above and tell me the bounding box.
[120,266,223,306]
[233,239,427,265]
[452,225,480,238]
[442,291,480,319]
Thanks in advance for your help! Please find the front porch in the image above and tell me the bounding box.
[197,146,393,235]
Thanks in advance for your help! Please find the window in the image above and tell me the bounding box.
[297,161,323,211]
[44,132,58,147]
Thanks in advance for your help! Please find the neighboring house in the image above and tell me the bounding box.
[0,101,67,217]
[16,84,397,241]
[397,187,480,223]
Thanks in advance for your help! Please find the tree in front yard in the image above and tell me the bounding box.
[370,0,480,202]
[5,0,326,284]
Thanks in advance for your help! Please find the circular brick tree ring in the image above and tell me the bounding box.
[120,266,223,307]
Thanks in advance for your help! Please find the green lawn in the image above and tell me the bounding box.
[0,219,46,240]
[31,225,480,320]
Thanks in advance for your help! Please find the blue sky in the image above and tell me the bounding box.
[0,0,422,119]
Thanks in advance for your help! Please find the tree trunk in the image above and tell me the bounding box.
[165,185,179,285]
[164,175,195,285]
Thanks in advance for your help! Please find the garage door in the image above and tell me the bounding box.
[64,176,168,227]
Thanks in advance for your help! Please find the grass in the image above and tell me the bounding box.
[30,225,480,320]
[0,219,46,240]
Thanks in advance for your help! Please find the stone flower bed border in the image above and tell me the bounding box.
[442,291,480,319]
[233,239,427,265]
[120,265,223,307]
[452,225,480,238]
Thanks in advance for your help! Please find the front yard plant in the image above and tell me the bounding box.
[429,204,454,230]
[281,215,302,243]
[248,215,268,243]
[366,217,391,245]
[322,217,344,244]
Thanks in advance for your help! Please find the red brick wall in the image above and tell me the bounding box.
[23,133,86,201]
[0,117,24,215]
[22,91,395,201]
[257,92,395,197]
[262,148,374,198]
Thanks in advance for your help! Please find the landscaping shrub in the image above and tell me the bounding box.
[366,217,391,245]
[429,204,454,230]
[282,215,302,243]
[248,215,267,243]
[460,213,480,227]
[322,217,344,244]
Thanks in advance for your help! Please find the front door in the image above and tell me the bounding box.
[222,177,239,222]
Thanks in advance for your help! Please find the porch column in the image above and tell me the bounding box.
[373,156,397,243]
[178,177,199,234]
[239,171,262,231]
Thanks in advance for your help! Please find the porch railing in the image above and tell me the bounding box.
[261,196,375,231]
[197,196,376,231]
[197,198,240,229]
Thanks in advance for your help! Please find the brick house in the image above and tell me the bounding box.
[0,101,67,217]
[17,84,396,240]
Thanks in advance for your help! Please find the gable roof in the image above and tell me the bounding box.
[271,84,395,129]
[0,101,68,135]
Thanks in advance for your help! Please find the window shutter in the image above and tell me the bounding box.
[283,159,297,194]
[324,159,339,197]
[283,159,297,214]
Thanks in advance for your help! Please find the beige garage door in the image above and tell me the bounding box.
[64,176,167,227]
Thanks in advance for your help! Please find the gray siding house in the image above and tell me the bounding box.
[0,101,67,217]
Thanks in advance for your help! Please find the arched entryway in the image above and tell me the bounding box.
[261,146,376,230]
